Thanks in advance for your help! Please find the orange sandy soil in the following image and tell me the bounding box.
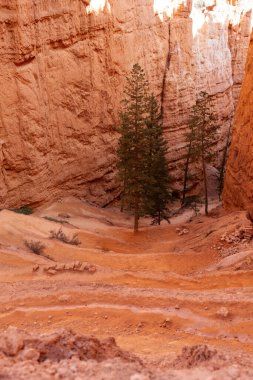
[0,197,253,360]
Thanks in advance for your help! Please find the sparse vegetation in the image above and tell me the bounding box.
[49,227,81,246]
[24,240,46,255]
[11,207,33,215]
[218,123,231,199]
[181,114,196,206]
[182,92,219,215]
[43,216,67,224]
[183,195,202,207]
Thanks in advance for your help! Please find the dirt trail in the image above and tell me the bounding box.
[0,197,253,377]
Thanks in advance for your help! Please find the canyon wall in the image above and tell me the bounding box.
[223,31,253,209]
[0,0,251,207]
[163,2,252,187]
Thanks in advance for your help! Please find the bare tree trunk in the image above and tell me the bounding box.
[202,156,208,215]
[120,177,126,212]
[134,199,139,232]
[218,123,231,199]
[201,114,208,215]
[120,197,124,213]
[182,141,192,205]
[134,211,139,232]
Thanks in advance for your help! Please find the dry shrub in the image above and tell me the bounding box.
[49,227,81,246]
[24,240,46,255]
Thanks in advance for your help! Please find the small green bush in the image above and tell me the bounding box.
[11,207,33,215]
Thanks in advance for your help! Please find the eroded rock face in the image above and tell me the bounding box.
[223,32,253,209]
[0,0,170,207]
[163,1,252,187]
[0,1,251,207]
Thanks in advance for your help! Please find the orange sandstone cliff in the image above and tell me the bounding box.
[223,31,253,209]
[0,0,251,207]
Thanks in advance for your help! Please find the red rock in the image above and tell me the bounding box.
[0,1,251,207]
[47,269,57,275]
[224,32,253,209]
[20,348,40,361]
[0,327,24,356]
[58,295,71,302]
[216,307,230,318]
[87,266,96,274]
[55,263,66,271]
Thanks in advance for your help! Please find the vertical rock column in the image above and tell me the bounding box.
[223,32,253,209]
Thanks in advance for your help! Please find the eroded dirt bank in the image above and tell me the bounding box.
[0,197,253,379]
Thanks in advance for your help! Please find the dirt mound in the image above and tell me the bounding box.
[0,327,140,364]
[1,329,253,379]
[173,345,217,369]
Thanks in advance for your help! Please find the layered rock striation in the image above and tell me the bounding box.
[223,31,253,209]
[0,0,251,207]
[0,0,170,207]
[162,1,252,187]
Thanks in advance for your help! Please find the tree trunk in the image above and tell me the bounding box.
[182,142,192,205]
[218,123,231,199]
[134,211,139,232]
[134,199,139,232]
[120,177,126,212]
[201,117,208,216]
[202,156,208,215]
[120,197,124,213]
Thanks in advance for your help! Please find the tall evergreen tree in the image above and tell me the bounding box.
[218,122,231,199]
[181,117,196,206]
[144,94,171,225]
[184,91,219,215]
[117,65,171,230]
[117,63,149,232]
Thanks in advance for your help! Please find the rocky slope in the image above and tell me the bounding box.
[1,328,253,379]
[223,31,253,209]
[0,0,251,207]
[1,198,253,378]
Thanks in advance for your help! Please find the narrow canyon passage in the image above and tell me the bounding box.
[1,1,253,379]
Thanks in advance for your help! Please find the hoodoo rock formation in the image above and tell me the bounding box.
[0,0,252,207]
[223,31,253,209]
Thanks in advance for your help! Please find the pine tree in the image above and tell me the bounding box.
[117,63,149,232]
[218,122,231,199]
[117,66,171,230]
[181,117,196,206]
[185,91,219,215]
[144,94,171,225]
